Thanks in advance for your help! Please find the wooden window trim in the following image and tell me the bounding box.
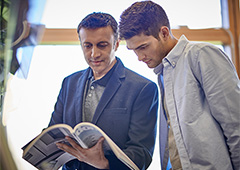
[40,28,231,44]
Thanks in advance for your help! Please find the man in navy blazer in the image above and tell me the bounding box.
[48,12,159,170]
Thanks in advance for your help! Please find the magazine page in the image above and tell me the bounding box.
[100,131,140,170]
[22,124,75,170]
[73,122,139,170]
[38,153,75,170]
[22,122,140,170]
[73,122,111,151]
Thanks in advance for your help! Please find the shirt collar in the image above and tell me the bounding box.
[153,62,164,75]
[154,35,189,73]
[164,35,189,66]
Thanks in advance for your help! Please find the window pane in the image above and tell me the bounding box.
[41,0,222,29]
[161,0,222,29]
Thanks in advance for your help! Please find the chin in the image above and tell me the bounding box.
[147,64,155,69]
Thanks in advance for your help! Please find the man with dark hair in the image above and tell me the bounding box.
[119,1,240,170]
[49,12,159,170]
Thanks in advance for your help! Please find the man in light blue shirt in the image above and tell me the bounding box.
[119,1,240,170]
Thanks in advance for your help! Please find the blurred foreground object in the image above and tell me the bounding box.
[0,0,45,169]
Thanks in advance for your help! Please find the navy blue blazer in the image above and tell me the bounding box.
[48,58,159,170]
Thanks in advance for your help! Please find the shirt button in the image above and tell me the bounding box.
[172,61,176,66]
[90,86,94,90]
[88,93,92,97]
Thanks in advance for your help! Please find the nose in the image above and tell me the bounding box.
[135,51,145,61]
[91,46,100,58]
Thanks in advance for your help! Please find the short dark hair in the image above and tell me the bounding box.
[77,12,118,42]
[119,1,170,40]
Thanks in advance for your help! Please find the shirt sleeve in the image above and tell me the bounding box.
[193,45,240,169]
[48,79,65,126]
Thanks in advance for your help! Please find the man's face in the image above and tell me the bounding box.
[126,33,167,68]
[79,26,118,79]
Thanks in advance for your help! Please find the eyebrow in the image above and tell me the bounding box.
[83,41,108,45]
[128,43,147,50]
[97,41,109,44]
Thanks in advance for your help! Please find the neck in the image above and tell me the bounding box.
[167,35,178,54]
[93,58,117,80]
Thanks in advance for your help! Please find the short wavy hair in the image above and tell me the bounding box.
[119,1,170,40]
[77,12,118,42]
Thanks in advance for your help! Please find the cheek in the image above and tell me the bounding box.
[154,45,163,57]
[103,48,115,58]
[83,49,91,57]
[133,49,144,57]
[83,52,90,63]
[144,49,154,59]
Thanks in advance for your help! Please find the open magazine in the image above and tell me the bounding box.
[22,122,139,170]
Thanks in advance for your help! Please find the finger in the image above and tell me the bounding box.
[56,138,80,155]
[96,137,105,146]
[65,136,84,151]
[93,137,105,154]
[56,142,84,161]
[56,142,73,152]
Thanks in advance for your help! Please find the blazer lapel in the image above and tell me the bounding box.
[92,59,125,123]
[74,68,90,125]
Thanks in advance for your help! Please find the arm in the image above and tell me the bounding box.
[48,78,66,126]
[124,81,159,169]
[193,45,240,169]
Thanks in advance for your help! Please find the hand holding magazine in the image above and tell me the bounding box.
[22,122,139,170]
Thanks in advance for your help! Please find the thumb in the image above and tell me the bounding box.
[97,137,105,147]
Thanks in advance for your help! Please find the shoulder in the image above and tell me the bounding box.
[182,41,237,82]
[122,67,158,90]
[182,41,230,68]
[61,68,89,86]
[185,41,223,57]
[125,67,152,81]
[65,69,87,79]
[116,57,157,86]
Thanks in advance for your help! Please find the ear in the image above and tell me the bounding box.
[114,40,120,51]
[159,26,170,40]
[78,35,82,46]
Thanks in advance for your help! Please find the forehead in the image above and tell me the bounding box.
[126,33,154,49]
[79,26,114,43]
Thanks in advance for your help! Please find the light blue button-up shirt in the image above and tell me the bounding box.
[154,35,240,170]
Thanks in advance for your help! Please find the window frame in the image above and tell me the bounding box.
[40,0,240,77]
